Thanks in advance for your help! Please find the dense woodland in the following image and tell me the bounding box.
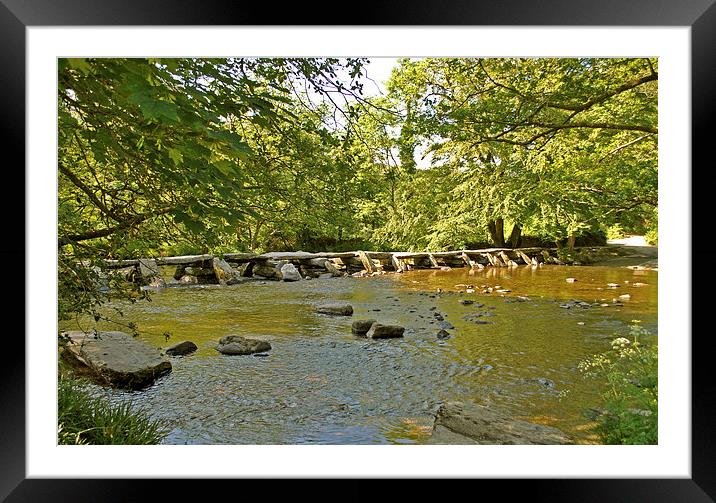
[58,57,658,318]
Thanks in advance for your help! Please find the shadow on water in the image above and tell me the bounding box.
[60,265,657,445]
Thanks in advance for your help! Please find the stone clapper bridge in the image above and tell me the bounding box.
[99,246,589,286]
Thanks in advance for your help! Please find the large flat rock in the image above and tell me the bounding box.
[155,254,214,265]
[61,331,172,390]
[427,402,572,445]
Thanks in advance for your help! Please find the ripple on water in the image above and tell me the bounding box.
[66,266,657,444]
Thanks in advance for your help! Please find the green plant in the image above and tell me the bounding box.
[578,324,658,444]
[58,373,169,445]
[606,224,626,240]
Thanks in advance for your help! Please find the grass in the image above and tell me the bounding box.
[58,371,169,445]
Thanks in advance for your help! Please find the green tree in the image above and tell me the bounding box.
[384,57,658,248]
[58,57,367,319]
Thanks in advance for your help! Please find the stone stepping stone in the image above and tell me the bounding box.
[165,340,198,356]
[61,330,171,390]
[315,303,354,316]
[366,323,405,339]
[216,335,271,355]
[352,319,377,335]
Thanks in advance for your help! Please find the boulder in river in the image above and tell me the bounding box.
[352,319,377,335]
[165,340,198,356]
[213,257,240,285]
[428,401,573,445]
[138,258,159,279]
[316,303,353,316]
[252,260,282,279]
[366,323,405,339]
[180,275,198,284]
[280,263,302,281]
[216,335,271,355]
[324,260,343,277]
[437,329,451,339]
[61,330,172,390]
[309,258,329,268]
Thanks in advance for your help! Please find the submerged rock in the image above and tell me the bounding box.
[437,320,455,330]
[351,319,377,335]
[559,299,592,309]
[463,312,495,323]
[61,330,172,390]
[165,340,198,356]
[366,323,405,339]
[523,377,556,389]
[437,329,451,339]
[316,303,354,316]
[216,335,271,355]
[428,401,572,445]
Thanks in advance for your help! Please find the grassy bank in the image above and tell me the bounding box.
[58,369,168,445]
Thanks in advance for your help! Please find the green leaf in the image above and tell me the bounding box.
[207,130,253,157]
[127,92,179,122]
[212,159,242,178]
[173,211,205,234]
[167,148,184,166]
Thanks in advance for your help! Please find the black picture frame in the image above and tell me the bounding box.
[4,0,708,500]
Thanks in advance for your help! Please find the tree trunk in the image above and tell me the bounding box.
[487,219,505,247]
[495,218,505,247]
[508,223,522,248]
[567,232,576,250]
[495,218,505,246]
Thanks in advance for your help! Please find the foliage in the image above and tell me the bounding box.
[57,57,659,322]
[578,324,658,444]
[58,372,168,445]
[58,57,368,319]
[644,208,659,245]
[383,57,658,247]
[606,224,626,240]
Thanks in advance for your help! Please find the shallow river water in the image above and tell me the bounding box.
[60,264,657,445]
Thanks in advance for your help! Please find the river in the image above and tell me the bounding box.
[59,264,657,444]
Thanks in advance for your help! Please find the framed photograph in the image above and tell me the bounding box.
[7,0,709,499]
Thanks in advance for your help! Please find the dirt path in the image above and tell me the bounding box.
[597,236,658,269]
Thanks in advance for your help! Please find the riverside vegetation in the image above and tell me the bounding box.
[579,324,658,444]
[57,57,658,445]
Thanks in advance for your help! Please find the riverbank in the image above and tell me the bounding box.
[592,237,658,270]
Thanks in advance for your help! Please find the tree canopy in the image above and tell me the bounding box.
[58,57,658,318]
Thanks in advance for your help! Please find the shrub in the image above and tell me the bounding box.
[606,224,626,240]
[58,373,168,445]
[578,324,658,444]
